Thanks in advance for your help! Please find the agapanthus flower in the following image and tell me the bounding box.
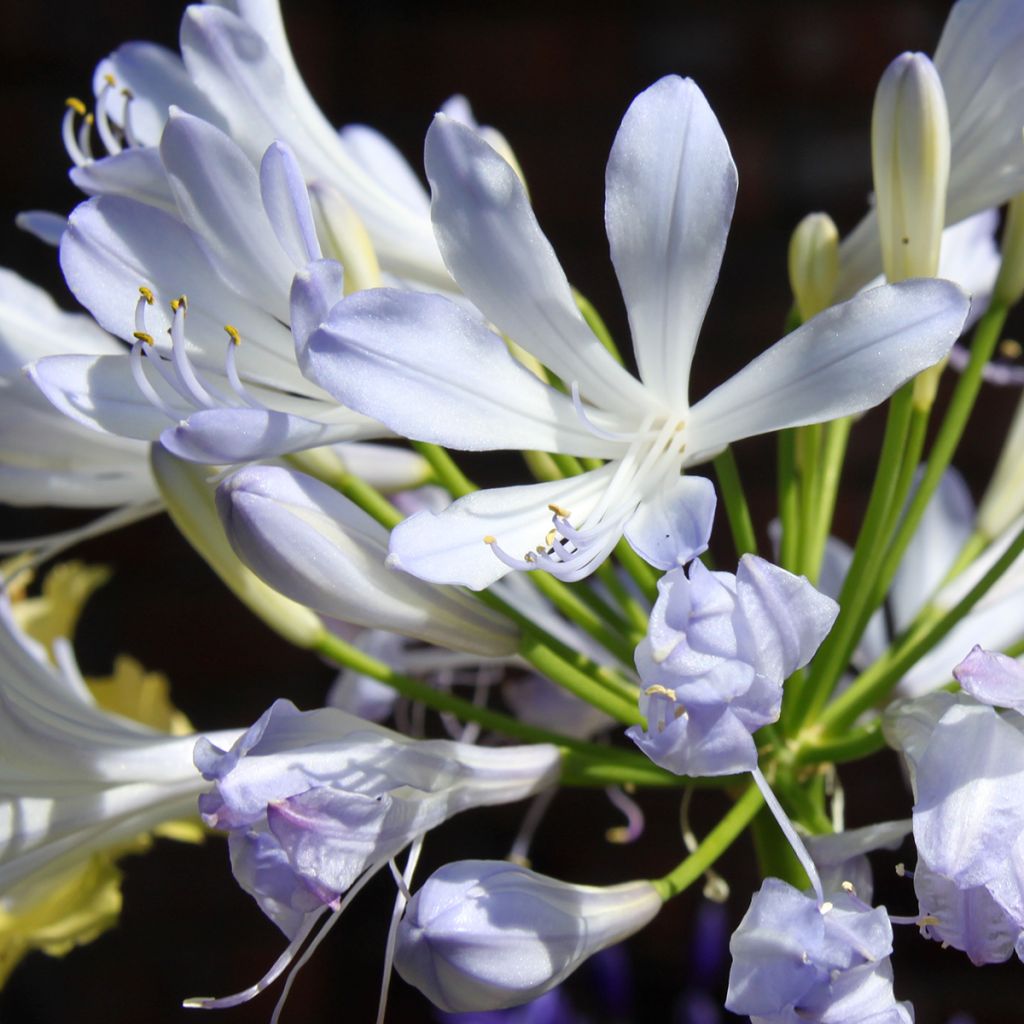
[194,700,560,943]
[303,75,970,589]
[61,0,453,288]
[393,859,661,1013]
[31,116,391,466]
[884,676,1024,965]
[726,878,912,1024]
[626,555,838,776]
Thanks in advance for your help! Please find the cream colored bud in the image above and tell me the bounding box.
[788,213,839,321]
[978,389,1024,540]
[995,189,1024,307]
[871,52,951,282]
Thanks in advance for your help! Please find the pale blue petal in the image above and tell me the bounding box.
[954,646,1024,710]
[290,258,345,353]
[622,474,716,570]
[605,76,736,409]
[160,110,296,318]
[425,114,653,418]
[687,279,969,459]
[303,288,626,458]
[70,148,177,213]
[259,141,321,265]
[388,465,620,590]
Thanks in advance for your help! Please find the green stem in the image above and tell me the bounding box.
[713,448,758,557]
[777,429,799,571]
[517,632,642,724]
[797,423,822,577]
[794,721,886,766]
[818,517,1024,734]
[528,572,638,666]
[793,385,915,731]
[413,442,474,497]
[651,782,763,900]
[613,538,660,604]
[805,417,851,584]
[866,303,1009,614]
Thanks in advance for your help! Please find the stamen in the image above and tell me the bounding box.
[120,87,140,148]
[62,99,91,166]
[169,302,218,409]
[129,339,178,419]
[223,325,267,409]
[94,76,123,156]
[604,785,645,843]
[508,787,557,866]
[375,838,424,1024]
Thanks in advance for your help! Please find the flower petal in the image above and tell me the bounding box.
[424,114,652,417]
[622,474,716,570]
[259,141,321,266]
[686,279,969,459]
[605,76,736,409]
[388,465,620,590]
[303,288,625,458]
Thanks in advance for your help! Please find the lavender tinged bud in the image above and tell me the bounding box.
[394,860,661,1013]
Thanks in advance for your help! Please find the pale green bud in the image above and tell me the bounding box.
[978,389,1024,541]
[995,189,1024,308]
[872,52,951,282]
[788,213,839,321]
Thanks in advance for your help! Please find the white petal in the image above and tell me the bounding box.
[605,76,736,409]
[259,141,321,265]
[338,124,431,218]
[388,466,620,590]
[686,279,969,459]
[425,114,652,417]
[622,474,716,570]
[70,148,178,214]
[303,288,626,458]
[218,466,518,655]
[160,110,296,319]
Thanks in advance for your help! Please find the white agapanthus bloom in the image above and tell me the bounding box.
[63,0,452,288]
[302,76,970,589]
[31,115,389,465]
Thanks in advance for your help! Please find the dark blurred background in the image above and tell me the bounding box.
[1,2,1021,1022]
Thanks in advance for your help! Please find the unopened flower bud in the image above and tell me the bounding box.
[217,465,518,656]
[788,213,839,321]
[995,191,1024,308]
[872,52,951,282]
[394,860,661,1013]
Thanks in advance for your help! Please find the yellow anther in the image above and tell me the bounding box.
[85,113,94,126]
[919,914,939,927]
[644,684,676,700]
[841,881,855,893]
[65,97,87,115]
[132,331,154,346]
[1000,338,1023,359]
[544,529,557,547]
[535,545,546,554]
[224,324,241,346]
[482,535,497,545]
[121,87,134,100]
[170,294,188,312]
[103,73,116,87]
[673,705,685,720]
[605,826,631,844]
[138,286,154,304]
[894,863,906,877]
[819,901,834,915]
[547,504,571,518]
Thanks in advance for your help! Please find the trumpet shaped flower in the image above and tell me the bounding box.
[726,878,912,1023]
[303,76,970,589]
[626,555,838,777]
[195,699,560,939]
